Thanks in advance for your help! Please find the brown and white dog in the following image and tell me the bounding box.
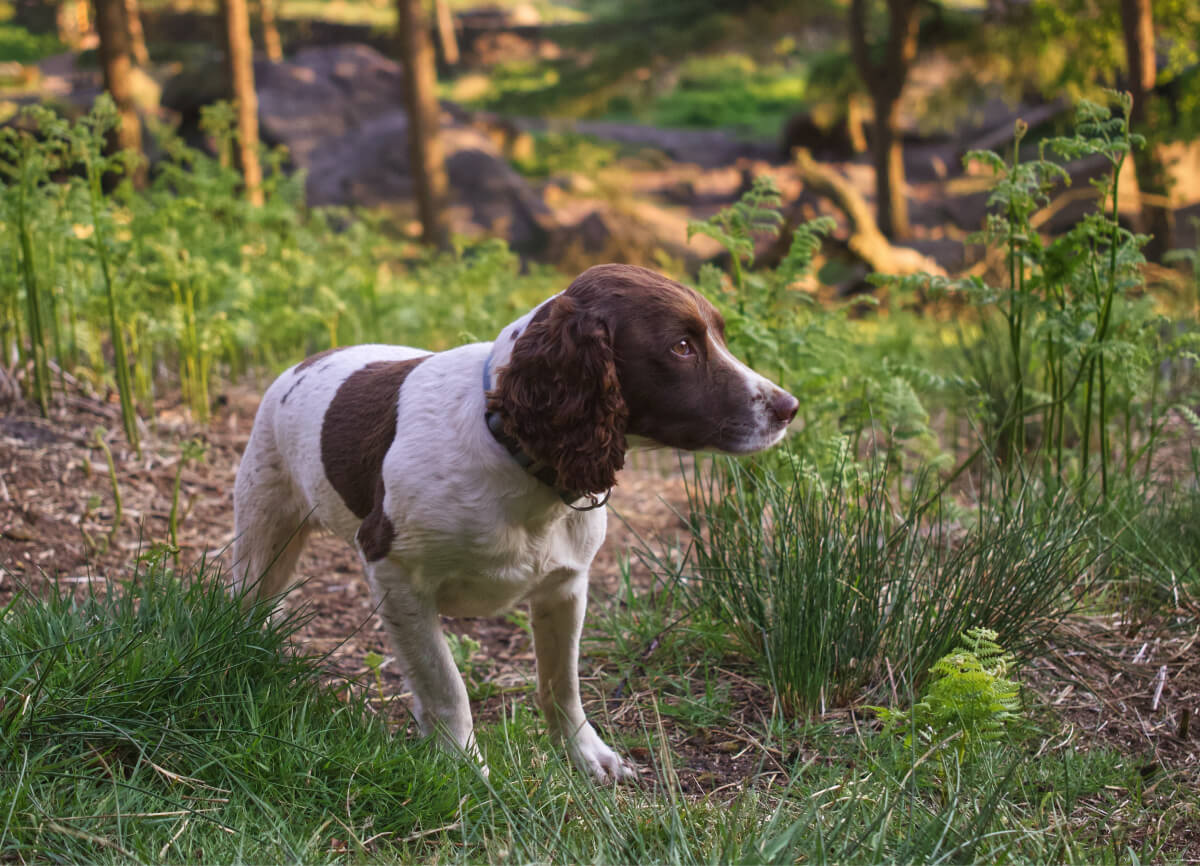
[232,264,798,781]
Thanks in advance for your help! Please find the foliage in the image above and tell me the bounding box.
[643,52,808,137]
[946,0,1200,139]
[508,131,645,179]
[651,448,1094,716]
[872,628,1023,762]
[0,24,62,66]
[883,95,1197,502]
[655,93,1197,720]
[0,100,560,430]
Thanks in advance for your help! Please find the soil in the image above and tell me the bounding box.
[1,379,1197,855]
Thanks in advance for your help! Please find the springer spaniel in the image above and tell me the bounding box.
[232,264,798,781]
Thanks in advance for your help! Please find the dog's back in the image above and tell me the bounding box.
[231,344,429,598]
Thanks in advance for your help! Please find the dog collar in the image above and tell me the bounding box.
[482,352,610,511]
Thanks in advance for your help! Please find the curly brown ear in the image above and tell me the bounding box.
[488,296,628,495]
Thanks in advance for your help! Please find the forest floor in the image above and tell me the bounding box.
[1,378,1197,851]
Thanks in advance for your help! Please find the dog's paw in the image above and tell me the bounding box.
[568,724,638,784]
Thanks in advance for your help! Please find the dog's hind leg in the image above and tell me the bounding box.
[231,422,312,606]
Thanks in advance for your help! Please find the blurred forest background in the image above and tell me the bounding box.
[4,0,1199,275]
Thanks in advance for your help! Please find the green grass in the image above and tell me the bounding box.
[458,49,809,138]
[651,450,1099,717]
[0,552,470,862]
[0,557,1178,862]
[0,25,63,67]
[636,52,808,138]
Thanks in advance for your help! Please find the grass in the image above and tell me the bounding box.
[0,551,470,862]
[0,556,1180,862]
[458,48,810,138]
[0,25,63,68]
[649,450,1100,717]
[629,52,808,138]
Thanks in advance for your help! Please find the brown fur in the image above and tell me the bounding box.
[321,356,429,525]
[489,294,628,495]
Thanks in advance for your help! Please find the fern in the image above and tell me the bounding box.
[872,627,1022,761]
[686,175,783,290]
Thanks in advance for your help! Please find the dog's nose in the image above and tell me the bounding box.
[770,390,799,424]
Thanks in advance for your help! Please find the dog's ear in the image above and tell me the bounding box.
[489,296,627,495]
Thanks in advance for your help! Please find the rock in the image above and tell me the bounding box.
[165,43,558,254]
[546,200,724,266]
[255,43,405,166]
[305,109,556,253]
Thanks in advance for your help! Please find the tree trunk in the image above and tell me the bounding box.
[433,0,459,66]
[259,0,284,62]
[92,0,146,186]
[849,0,919,241]
[1120,0,1173,260]
[220,0,264,206]
[397,0,450,248]
[56,0,91,50]
[123,0,150,66]
[871,93,909,240]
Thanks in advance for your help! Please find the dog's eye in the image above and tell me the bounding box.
[670,339,695,357]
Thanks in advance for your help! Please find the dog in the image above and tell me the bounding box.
[232,263,798,782]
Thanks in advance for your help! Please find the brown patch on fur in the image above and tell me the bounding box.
[280,375,305,404]
[321,356,428,559]
[296,346,348,373]
[357,477,394,561]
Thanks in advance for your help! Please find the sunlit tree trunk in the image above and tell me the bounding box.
[397,0,450,248]
[93,0,146,186]
[56,0,91,50]
[259,0,284,62]
[433,0,459,66]
[849,0,919,241]
[123,0,150,66]
[220,0,264,206]
[1120,0,1173,260]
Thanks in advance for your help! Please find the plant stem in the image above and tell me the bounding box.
[16,149,50,416]
[84,145,141,454]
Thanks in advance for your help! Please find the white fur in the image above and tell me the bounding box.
[233,292,794,784]
[233,339,632,781]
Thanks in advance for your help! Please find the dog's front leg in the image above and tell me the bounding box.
[530,575,636,783]
[366,561,479,764]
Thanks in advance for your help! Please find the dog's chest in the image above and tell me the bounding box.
[401,510,603,617]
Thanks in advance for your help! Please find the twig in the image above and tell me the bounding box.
[1150,664,1167,712]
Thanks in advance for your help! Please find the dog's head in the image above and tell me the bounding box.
[488,264,799,495]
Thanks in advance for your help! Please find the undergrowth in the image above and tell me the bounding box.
[0,562,1173,863]
[0,552,468,862]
